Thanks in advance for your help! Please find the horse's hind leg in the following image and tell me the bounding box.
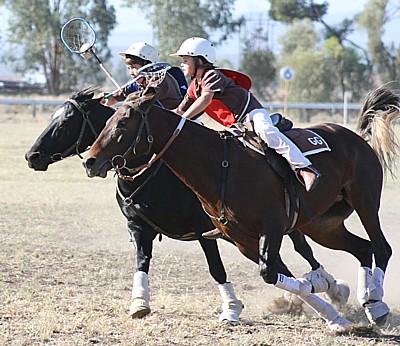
[288,230,349,307]
[288,230,320,270]
[302,215,389,325]
[350,187,392,325]
[198,237,243,323]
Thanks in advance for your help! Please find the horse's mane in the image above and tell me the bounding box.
[124,89,160,110]
[69,86,99,101]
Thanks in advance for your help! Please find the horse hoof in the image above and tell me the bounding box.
[220,319,240,326]
[130,306,151,319]
[374,312,389,326]
[326,316,352,333]
[364,301,390,326]
[218,303,243,324]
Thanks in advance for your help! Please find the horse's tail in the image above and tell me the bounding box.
[357,86,400,177]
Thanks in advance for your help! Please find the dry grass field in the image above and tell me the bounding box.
[1,112,400,345]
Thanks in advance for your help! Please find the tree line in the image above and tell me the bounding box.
[0,0,398,103]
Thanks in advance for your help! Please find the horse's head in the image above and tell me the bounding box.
[25,87,114,171]
[83,92,157,178]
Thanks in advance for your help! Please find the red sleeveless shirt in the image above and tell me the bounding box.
[188,69,252,127]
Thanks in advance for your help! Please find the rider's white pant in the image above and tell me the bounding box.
[245,108,311,170]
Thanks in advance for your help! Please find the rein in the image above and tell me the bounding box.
[51,98,98,161]
[113,103,187,180]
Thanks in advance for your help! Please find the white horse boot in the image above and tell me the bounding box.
[275,273,352,332]
[130,271,151,318]
[311,266,350,308]
[364,267,390,325]
[357,266,372,306]
[218,282,243,324]
[303,268,329,293]
[301,292,352,332]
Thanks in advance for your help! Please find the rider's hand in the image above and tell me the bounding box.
[98,92,117,106]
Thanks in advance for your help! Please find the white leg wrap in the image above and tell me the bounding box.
[218,282,243,323]
[364,300,390,325]
[300,293,352,331]
[315,265,336,285]
[368,267,385,301]
[276,274,352,331]
[357,266,372,306]
[130,271,151,317]
[307,266,349,308]
[303,269,329,293]
[275,274,312,297]
[324,279,350,309]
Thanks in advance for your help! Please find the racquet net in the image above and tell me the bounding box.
[61,18,95,54]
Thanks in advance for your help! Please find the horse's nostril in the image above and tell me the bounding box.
[26,152,41,162]
[84,157,96,169]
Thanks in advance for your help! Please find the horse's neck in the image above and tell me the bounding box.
[93,104,115,132]
[148,110,221,202]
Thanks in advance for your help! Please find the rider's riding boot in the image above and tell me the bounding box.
[202,228,223,240]
[299,166,321,192]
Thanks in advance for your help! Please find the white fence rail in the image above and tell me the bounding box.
[0,98,362,124]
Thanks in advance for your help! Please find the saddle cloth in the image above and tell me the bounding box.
[284,128,331,156]
[230,126,331,157]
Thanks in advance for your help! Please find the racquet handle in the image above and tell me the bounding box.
[104,76,140,99]
[99,63,123,91]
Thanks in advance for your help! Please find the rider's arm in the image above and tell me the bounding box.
[180,91,214,119]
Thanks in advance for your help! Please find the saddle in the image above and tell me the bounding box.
[231,113,331,156]
[228,113,331,231]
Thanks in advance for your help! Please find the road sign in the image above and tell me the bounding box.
[280,67,295,81]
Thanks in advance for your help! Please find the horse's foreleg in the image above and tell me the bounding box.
[198,237,227,284]
[128,221,155,318]
[198,237,243,323]
[259,233,291,284]
[275,274,352,331]
[259,232,352,332]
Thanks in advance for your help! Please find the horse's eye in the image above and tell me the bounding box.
[118,121,127,128]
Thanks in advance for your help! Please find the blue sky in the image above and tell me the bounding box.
[1,0,399,80]
[109,0,398,67]
[110,0,371,47]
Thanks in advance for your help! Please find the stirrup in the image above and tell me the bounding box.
[298,166,321,192]
[202,229,223,240]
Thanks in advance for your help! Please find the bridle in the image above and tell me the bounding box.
[50,98,99,162]
[110,101,155,174]
[111,101,186,180]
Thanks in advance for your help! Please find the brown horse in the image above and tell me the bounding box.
[83,86,400,332]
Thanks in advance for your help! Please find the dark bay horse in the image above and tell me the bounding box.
[83,86,400,332]
[25,87,344,322]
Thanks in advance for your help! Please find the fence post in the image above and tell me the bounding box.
[32,102,36,118]
[343,91,349,127]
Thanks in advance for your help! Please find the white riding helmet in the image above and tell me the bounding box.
[119,42,159,63]
[170,37,216,63]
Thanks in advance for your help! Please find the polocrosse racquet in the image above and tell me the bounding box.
[61,17,123,93]
[104,62,172,99]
